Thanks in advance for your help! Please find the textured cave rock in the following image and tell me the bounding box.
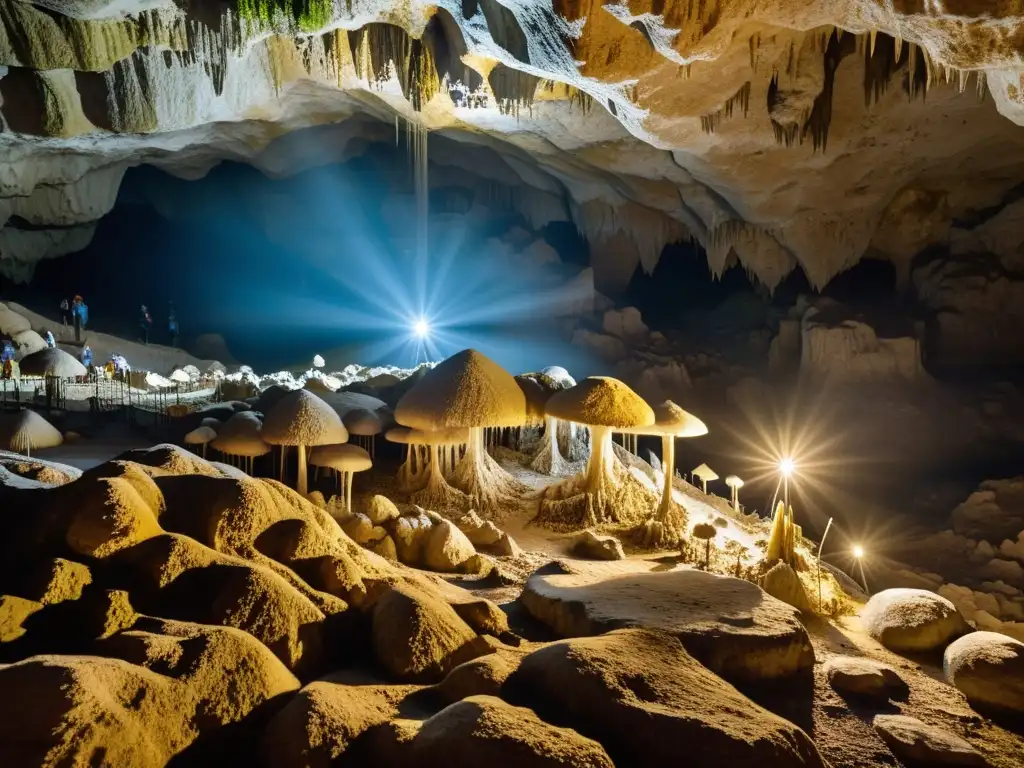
[3,0,1024,309]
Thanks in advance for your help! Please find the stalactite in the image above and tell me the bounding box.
[488,63,540,117]
[348,24,440,111]
[767,72,801,147]
[800,29,855,153]
[700,81,749,134]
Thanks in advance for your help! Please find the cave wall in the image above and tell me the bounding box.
[4,1,1024,366]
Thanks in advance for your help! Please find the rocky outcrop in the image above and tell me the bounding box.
[3,4,1024,297]
[521,560,814,683]
[799,304,925,381]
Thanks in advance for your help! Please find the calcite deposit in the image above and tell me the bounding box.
[4,0,1024,302]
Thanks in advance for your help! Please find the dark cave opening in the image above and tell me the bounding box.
[822,257,898,304]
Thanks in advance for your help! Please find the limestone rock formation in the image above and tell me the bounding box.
[862,588,970,653]
[506,628,825,767]
[943,631,1024,715]
[872,714,986,767]
[521,560,814,683]
[824,656,907,700]
[4,2,1024,310]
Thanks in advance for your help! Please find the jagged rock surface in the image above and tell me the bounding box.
[3,2,1024,301]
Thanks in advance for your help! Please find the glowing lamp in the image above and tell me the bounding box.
[779,457,795,477]
[853,545,865,559]
[413,318,430,339]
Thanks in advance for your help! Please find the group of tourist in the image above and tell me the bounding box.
[56,296,179,347]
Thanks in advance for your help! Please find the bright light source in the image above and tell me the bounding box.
[779,457,795,477]
[853,545,865,559]
[412,318,430,339]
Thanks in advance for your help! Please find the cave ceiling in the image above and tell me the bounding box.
[3,0,1024,292]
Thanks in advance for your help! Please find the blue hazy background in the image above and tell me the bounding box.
[13,153,603,376]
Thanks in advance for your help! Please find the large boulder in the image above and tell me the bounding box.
[861,588,969,653]
[375,695,614,768]
[522,561,814,683]
[506,628,825,768]
[371,582,489,682]
[943,631,1024,714]
[262,671,423,768]
[422,519,477,573]
[437,648,524,703]
[872,714,986,767]
[393,510,434,565]
[367,494,400,525]
[0,618,299,767]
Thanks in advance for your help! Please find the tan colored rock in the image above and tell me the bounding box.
[21,558,92,605]
[423,519,477,572]
[872,715,986,767]
[571,530,625,561]
[377,695,614,768]
[371,582,490,682]
[437,648,524,703]
[343,513,376,544]
[760,561,812,614]
[862,588,970,653]
[944,631,1024,714]
[522,561,813,683]
[262,672,422,768]
[367,494,400,525]
[393,510,434,565]
[0,618,299,767]
[510,629,824,767]
[824,656,907,699]
[369,534,398,561]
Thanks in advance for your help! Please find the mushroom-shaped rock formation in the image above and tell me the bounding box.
[169,369,191,384]
[395,349,526,515]
[691,522,717,569]
[262,389,348,496]
[183,426,217,458]
[308,443,372,516]
[539,377,655,529]
[254,384,291,415]
[691,463,719,494]
[342,408,383,457]
[211,431,272,475]
[0,410,63,457]
[386,426,419,490]
[18,347,87,379]
[725,475,745,511]
[519,369,581,476]
[632,400,708,548]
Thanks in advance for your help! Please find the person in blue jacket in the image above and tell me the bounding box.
[45,330,56,348]
[1,339,14,364]
[81,345,93,368]
[71,295,88,342]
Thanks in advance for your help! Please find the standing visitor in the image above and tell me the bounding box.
[139,305,152,344]
[81,345,93,368]
[168,303,179,347]
[1,340,13,380]
[71,295,87,342]
[59,298,69,331]
[45,330,56,348]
